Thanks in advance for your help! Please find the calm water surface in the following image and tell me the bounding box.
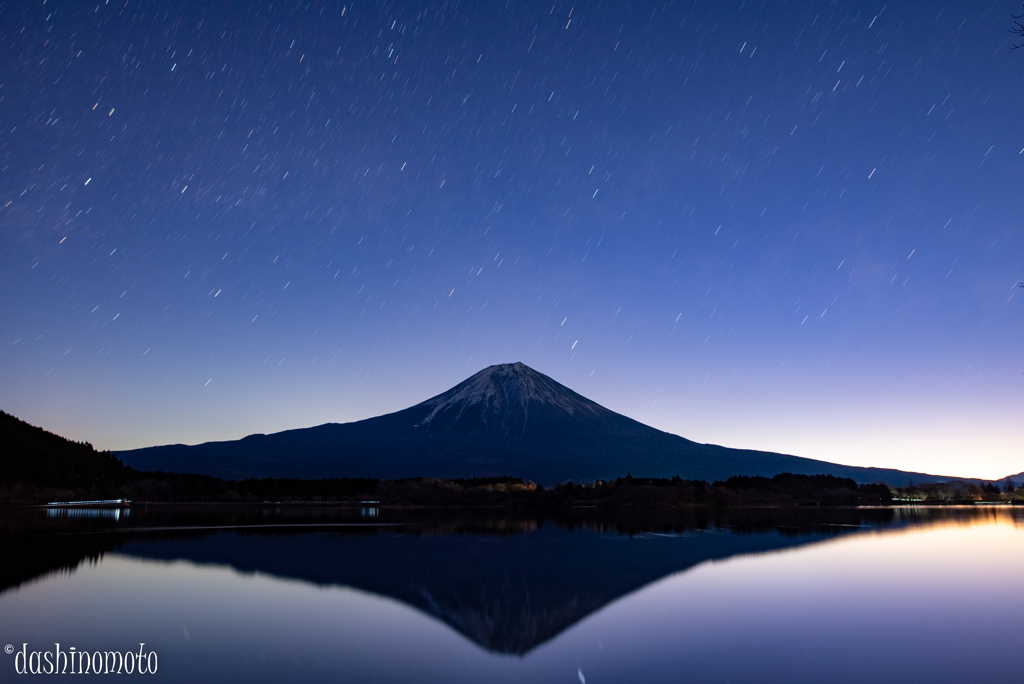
[1,506,1022,683]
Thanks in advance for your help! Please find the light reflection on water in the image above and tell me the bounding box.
[45,507,129,521]
[1,507,1022,683]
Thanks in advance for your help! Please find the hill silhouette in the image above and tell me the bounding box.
[0,410,129,495]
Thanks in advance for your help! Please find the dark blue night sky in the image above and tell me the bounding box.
[2,0,1022,478]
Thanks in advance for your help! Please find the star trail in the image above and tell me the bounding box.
[2,0,1022,478]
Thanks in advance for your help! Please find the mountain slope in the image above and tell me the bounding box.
[118,362,969,486]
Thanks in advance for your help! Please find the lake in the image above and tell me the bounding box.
[1,505,1022,682]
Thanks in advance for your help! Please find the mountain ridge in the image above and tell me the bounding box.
[117,362,994,486]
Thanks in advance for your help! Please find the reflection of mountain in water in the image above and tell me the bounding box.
[14,509,999,655]
[117,525,854,653]
[0,508,923,654]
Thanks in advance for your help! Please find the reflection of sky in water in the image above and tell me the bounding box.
[2,514,1023,683]
[568,519,1024,683]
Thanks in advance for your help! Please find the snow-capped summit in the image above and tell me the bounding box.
[414,362,613,438]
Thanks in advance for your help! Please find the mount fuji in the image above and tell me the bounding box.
[119,362,952,486]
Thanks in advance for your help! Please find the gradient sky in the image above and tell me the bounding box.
[2,0,1022,479]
